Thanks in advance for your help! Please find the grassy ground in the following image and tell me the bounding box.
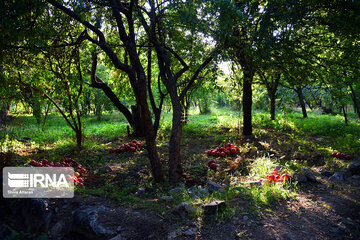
[1,107,359,207]
[1,107,360,239]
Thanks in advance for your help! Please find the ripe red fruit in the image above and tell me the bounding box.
[225,150,231,155]
[281,174,290,181]
[204,166,209,171]
[331,152,337,157]
[198,179,206,185]
[186,177,195,184]
[220,152,226,157]
[29,160,38,166]
[139,169,149,174]
[209,163,217,170]
[42,159,50,165]
[266,174,275,182]
[130,147,136,152]
[208,160,216,167]
[345,154,352,160]
[336,152,342,158]
[230,148,237,154]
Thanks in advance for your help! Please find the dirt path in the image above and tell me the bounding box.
[2,172,358,240]
[197,173,360,240]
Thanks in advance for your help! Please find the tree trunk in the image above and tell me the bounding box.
[168,98,183,182]
[0,103,8,123]
[146,48,163,136]
[262,73,280,121]
[296,87,307,118]
[269,92,276,121]
[183,106,189,123]
[32,92,42,126]
[130,50,164,182]
[242,71,254,136]
[75,129,82,147]
[349,84,360,120]
[342,105,348,125]
[130,105,144,137]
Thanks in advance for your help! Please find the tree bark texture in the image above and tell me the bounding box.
[242,71,254,136]
[168,96,184,182]
[349,84,360,120]
[295,87,307,118]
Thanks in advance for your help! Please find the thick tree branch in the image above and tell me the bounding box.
[87,53,134,125]
[46,0,132,74]
[179,48,219,101]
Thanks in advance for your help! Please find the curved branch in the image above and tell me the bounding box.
[179,48,219,101]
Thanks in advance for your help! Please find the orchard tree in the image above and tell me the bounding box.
[16,38,86,146]
[258,71,281,120]
[208,0,360,134]
[205,0,307,135]
[45,0,218,182]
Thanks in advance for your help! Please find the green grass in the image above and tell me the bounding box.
[253,110,360,155]
[2,107,359,160]
[1,113,128,146]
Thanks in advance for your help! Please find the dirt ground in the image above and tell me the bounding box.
[1,165,359,240]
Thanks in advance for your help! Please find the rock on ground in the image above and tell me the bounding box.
[294,172,307,183]
[329,172,344,182]
[183,228,197,236]
[203,201,226,215]
[348,162,360,175]
[172,202,197,217]
[207,181,222,193]
[72,205,116,239]
[302,168,318,182]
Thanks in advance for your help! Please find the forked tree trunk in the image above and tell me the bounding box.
[262,73,280,121]
[134,73,164,182]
